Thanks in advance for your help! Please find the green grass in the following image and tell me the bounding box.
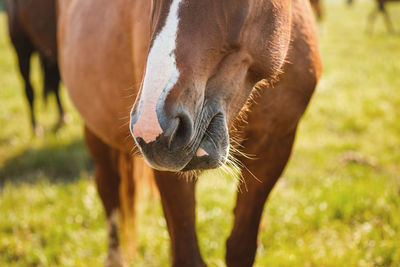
[1,2,400,266]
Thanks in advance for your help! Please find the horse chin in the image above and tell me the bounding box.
[139,138,228,172]
[181,153,226,172]
[135,137,191,172]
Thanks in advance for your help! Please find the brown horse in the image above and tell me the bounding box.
[58,0,321,266]
[348,0,399,33]
[5,0,65,134]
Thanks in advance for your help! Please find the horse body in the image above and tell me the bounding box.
[59,0,321,266]
[5,0,64,133]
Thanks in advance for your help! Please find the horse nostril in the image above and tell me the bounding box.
[166,112,193,152]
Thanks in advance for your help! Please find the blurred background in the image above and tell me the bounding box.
[0,0,399,266]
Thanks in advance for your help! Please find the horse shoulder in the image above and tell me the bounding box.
[58,0,139,151]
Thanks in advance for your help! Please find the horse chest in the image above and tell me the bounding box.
[59,0,146,151]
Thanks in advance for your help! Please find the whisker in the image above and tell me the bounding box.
[225,157,247,192]
[122,82,141,92]
[119,115,131,120]
[123,93,138,99]
[177,169,200,182]
[119,120,130,130]
[124,134,133,142]
[130,145,140,157]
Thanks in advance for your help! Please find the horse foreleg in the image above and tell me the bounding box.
[41,56,65,128]
[153,170,206,267]
[226,130,297,267]
[8,9,39,134]
[225,36,319,264]
[382,9,395,33]
[14,43,37,133]
[367,8,379,34]
[84,126,126,267]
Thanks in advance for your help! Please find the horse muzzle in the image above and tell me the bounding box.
[130,102,229,172]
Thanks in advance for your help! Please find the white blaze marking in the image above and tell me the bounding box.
[132,0,182,143]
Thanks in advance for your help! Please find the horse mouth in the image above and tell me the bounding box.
[134,109,229,172]
[182,113,229,171]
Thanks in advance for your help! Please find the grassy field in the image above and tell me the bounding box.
[1,2,400,266]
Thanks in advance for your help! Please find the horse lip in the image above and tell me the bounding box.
[181,113,228,171]
[135,136,188,172]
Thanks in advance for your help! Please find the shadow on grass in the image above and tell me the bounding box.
[0,139,93,186]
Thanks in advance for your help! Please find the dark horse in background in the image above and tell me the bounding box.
[311,0,324,22]
[348,0,399,33]
[5,0,65,134]
[59,0,321,266]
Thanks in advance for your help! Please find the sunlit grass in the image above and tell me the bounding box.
[1,2,400,266]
